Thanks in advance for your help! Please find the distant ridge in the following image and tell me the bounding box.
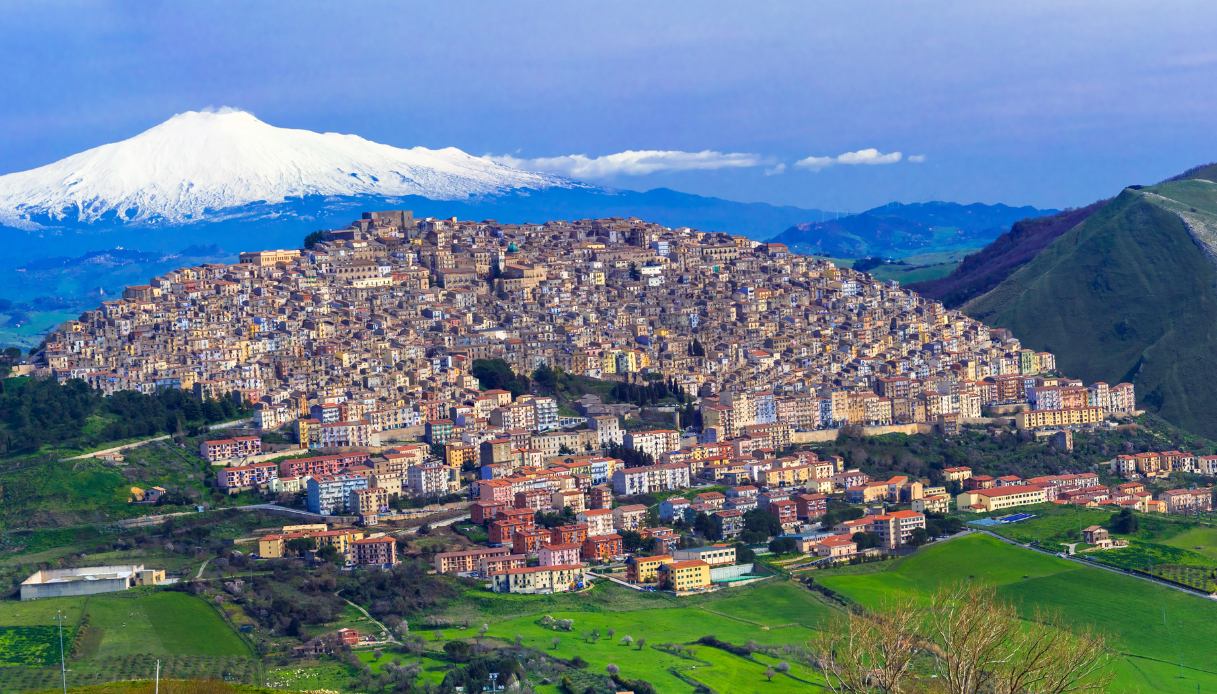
[953,164,1217,438]
[770,201,1053,259]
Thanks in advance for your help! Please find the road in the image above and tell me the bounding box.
[975,528,1217,599]
[339,594,400,645]
[65,417,251,461]
[114,502,347,528]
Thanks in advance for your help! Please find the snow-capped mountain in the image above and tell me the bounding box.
[0,108,567,226]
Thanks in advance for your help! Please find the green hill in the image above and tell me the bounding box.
[965,175,1217,437]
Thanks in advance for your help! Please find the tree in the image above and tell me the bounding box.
[734,542,757,564]
[851,531,881,550]
[764,666,776,682]
[303,230,329,248]
[908,527,930,547]
[315,543,342,564]
[620,635,633,646]
[606,663,620,677]
[768,536,799,554]
[812,583,1113,694]
[812,596,928,694]
[636,637,646,650]
[1109,508,1138,534]
[743,508,783,538]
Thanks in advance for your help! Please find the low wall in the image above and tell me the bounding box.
[790,422,934,445]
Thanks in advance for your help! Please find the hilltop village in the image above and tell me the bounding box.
[29,210,1186,596]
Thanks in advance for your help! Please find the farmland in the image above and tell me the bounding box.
[814,533,1217,694]
[973,503,1217,593]
[0,589,256,692]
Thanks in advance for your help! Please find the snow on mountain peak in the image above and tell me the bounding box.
[0,108,566,225]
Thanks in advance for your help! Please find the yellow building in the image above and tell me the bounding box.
[658,559,711,592]
[1015,407,1104,430]
[257,528,365,559]
[956,485,1047,512]
[626,554,673,584]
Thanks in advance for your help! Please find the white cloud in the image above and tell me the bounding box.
[764,163,787,176]
[488,149,767,178]
[795,148,915,171]
[907,154,927,163]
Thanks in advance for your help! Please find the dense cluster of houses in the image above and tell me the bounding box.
[949,465,1213,515]
[41,211,1134,462]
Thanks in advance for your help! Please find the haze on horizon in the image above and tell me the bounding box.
[2,0,1216,212]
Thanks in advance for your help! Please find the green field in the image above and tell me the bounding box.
[975,504,1217,590]
[439,579,833,693]
[0,589,255,691]
[815,534,1217,693]
[1160,525,1217,560]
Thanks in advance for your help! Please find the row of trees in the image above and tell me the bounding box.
[0,376,246,456]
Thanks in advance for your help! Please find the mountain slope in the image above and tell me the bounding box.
[0,108,565,226]
[964,177,1217,437]
[770,201,1052,259]
[910,201,1107,306]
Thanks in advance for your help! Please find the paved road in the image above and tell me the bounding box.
[65,417,251,461]
[114,502,344,528]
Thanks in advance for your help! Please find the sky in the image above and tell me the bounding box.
[2,1,1217,212]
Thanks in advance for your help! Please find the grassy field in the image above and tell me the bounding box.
[0,589,256,692]
[434,579,833,693]
[815,533,1217,693]
[975,504,1217,589]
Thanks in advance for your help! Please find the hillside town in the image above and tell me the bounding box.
[26,211,1210,597]
[39,210,1135,438]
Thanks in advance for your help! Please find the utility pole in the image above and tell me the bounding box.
[155,659,161,694]
[57,610,67,694]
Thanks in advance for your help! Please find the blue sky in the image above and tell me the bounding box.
[2,1,1216,211]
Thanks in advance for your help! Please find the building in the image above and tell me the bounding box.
[216,461,279,493]
[200,435,262,462]
[21,565,165,600]
[538,542,582,567]
[613,504,649,532]
[1161,488,1213,515]
[581,534,624,562]
[407,461,455,497]
[434,546,512,575]
[626,554,673,583]
[942,466,973,483]
[490,564,585,594]
[257,527,364,560]
[1015,407,1104,430]
[578,508,615,536]
[867,510,926,549]
[794,493,828,520]
[672,544,735,567]
[623,429,681,459]
[612,462,691,495]
[912,493,952,515]
[956,485,1047,512]
[657,559,711,592]
[351,536,398,567]
[307,474,369,514]
[815,535,858,561]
